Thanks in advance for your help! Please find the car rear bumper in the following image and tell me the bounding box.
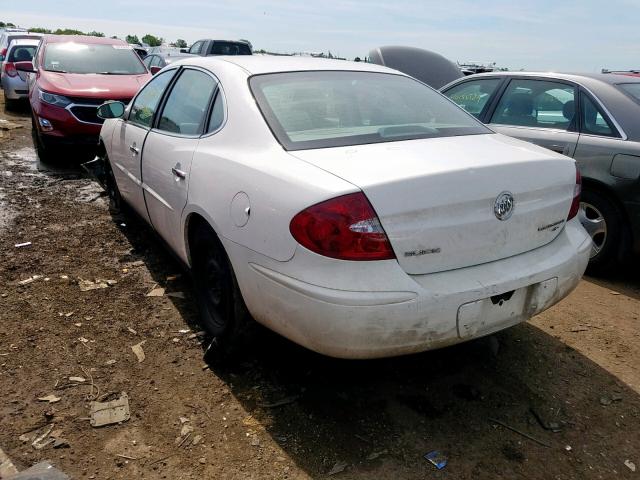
[1,75,28,99]
[227,218,591,359]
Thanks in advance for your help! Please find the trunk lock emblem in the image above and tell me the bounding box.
[494,192,514,221]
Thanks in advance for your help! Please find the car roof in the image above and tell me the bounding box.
[445,71,640,141]
[178,54,399,76]
[8,38,41,47]
[458,70,640,85]
[42,34,127,45]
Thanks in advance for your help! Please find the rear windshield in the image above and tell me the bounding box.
[44,43,146,75]
[8,45,36,62]
[211,41,252,55]
[618,83,640,104]
[250,71,490,150]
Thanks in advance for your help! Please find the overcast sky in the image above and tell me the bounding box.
[5,0,639,71]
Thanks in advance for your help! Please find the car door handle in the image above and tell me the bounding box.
[548,144,565,153]
[129,144,139,155]
[171,167,187,179]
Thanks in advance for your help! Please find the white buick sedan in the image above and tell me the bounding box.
[95,56,591,359]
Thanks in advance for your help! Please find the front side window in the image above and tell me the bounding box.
[443,78,502,118]
[491,79,577,130]
[142,56,153,68]
[129,70,175,128]
[250,71,490,151]
[157,69,217,135]
[43,42,146,75]
[580,94,616,137]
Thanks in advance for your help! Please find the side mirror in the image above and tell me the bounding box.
[97,101,126,120]
[150,66,161,75]
[15,61,35,73]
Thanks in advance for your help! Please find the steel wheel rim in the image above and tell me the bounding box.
[578,201,607,259]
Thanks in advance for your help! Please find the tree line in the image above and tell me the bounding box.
[1,21,187,48]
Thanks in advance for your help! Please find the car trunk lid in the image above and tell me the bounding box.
[289,133,576,275]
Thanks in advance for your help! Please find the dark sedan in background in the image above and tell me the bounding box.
[442,72,640,273]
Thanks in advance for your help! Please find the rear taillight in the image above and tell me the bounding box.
[4,62,17,77]
[290,192,396,261]
[567,166,581,220]
[0,48,6,58]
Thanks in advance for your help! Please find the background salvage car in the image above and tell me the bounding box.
[94,56,590,359]
[18,35,151,161]
[0,38,39,109]
[442,72,640,273]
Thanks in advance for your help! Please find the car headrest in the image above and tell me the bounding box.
[506,93,534,116]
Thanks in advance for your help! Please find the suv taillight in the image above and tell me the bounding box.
[290,192,396,261]
[567,166,581,220]
[4,62,17,77]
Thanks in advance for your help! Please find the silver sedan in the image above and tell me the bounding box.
[442,72,640,273]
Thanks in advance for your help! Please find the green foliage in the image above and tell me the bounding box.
[141,34,163,47]
[87,30,105,37]
[174,38,187,48]
[7,23,15,27]
[0,22,5,28]
[53,28,85,35]
[125,34,140,45]
[29,27,52,34]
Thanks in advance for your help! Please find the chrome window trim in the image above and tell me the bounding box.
[488,123,580,135]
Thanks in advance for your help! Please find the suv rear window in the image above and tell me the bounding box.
[250,71,490,151]
[8,45,36,62]
[210,41,252,55]
[618,83,640,103]
[44,42,146,75]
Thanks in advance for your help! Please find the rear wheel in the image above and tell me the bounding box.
[579,189,623,274]
[4,97,18,111]
[191,225,249,363]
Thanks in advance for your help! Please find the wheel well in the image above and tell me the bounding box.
[185,213,224,267]
[581,177,633,254]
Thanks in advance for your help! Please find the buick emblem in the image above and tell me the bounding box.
[494,191,514,221]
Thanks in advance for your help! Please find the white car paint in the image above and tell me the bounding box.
[99,56,591,359]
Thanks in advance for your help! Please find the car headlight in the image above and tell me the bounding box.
[38,90,72,108]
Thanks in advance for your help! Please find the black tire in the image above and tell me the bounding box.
[191,225,249,362]
[102,152,124,214]
[4,97,18,111]
[31,115,56,163]
[580,189,623,275]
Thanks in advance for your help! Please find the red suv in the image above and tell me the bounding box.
[19,35,151,161]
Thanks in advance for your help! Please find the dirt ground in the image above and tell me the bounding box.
[0,94,639,480]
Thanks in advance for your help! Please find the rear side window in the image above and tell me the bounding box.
[8,45,36,62]
[157,69,217,135]
[189,41,204,55]
[250,71,490,151]
[580,94,617,137]
[129,70,175,128]
[618,83,640,103]
[491,79,577,130]
[443,78,502,118]
[207,91,225,133]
